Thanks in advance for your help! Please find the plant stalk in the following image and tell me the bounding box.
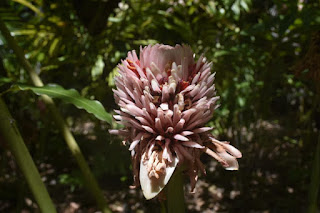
[0,97,56,213]
[165,170,185,213]
[0,18,111,213]
[307,134,320,213]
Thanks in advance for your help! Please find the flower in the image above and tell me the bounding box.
[109,44,242,199]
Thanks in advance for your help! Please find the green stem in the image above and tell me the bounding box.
[307,134,320,213]
[165,171,185,213]
[160,201,167,213]
[0,18,111,213]
[0,97,56,213]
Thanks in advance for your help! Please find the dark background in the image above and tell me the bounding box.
[0,0,320,212]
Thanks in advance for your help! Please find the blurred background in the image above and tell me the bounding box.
[0,0,320,212]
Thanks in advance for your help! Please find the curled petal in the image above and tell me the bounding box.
[129,133,144,151]
[218,152,239,171]
[211,138,242,158]
[222,143,242,158]
[204,148,228,167]
[166,127,174,133]
[129,140,140,151]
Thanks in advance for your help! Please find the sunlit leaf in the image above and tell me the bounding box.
[11,84,112,124]
[49,37,60,56]
[12,0,44,17]
[0,77,12,87]
[91,55,105,81]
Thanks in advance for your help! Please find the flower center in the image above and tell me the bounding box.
[146,150,166,179]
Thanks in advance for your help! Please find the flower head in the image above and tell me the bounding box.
[110,44,242,199]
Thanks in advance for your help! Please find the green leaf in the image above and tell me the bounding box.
[91,55,105,81]
[0,77,12,87]
[12,84,112,124]
[214,50,231,57]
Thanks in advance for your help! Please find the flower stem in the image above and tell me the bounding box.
[160,201,167,213]
[0,18,111,213]
[307,133,320,213]
[0,97,56,213]
[165,170,185,213]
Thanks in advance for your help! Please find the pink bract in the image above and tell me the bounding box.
[109,44,242,199]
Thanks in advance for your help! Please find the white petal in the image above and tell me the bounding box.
[140,153,179,200]
[129,133,143,151]
[174,134,189,141]
[142,125,155,134]
[182,141,204,149]
[129,140,140,151]
[193,127,213,133]
[151,79,161,93]
[181,131,194,136]
[155,135,165,141]
[113,115,122,120]
[219,152,239,170]
[222,143,242,158]
[211,138,242,158]
[160,103,169,111]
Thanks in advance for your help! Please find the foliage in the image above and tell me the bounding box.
[0,0,320,212]
[9,84,112,123]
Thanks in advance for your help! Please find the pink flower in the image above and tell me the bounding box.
[109,44,242,199]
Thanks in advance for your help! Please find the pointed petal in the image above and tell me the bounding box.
[174,134,189,141]
[160,103,169,111]
[193,127,213,133]
[181,131,194,136]
[182,141,204,149]
[222,143,242,158]
[211,138,242,158]
[129,140,140,151]
[129,133,143,151]
[205,148,228,167]
[151,79,161,93]
[142,125,155,134]
[219,152,239,170]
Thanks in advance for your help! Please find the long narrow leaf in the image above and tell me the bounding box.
[12,84,112,124]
